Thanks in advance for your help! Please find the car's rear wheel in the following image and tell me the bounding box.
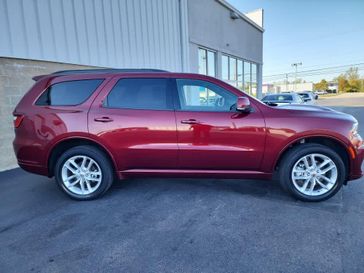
[55,145,114,200]
[279,143,346,202]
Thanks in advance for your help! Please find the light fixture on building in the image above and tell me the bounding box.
[230,11,239,20]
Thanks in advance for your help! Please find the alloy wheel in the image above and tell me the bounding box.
[291,153,338,196]
[61,155,102,195]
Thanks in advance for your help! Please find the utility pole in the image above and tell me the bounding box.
[285,73,288,92]
[291,62,302,92]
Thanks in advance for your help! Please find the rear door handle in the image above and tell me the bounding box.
[181,119,200,124]
[94,117,113,123]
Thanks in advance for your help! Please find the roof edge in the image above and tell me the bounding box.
[215,0,264,32]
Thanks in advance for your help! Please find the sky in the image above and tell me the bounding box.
[227,0,364,83]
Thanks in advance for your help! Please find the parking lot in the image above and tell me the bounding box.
[1,93,364,273]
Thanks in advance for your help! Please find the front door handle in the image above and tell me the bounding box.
[181,119,200,124]
[94,117,113,123]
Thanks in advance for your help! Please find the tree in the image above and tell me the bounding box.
[333,67,363,93]
[334,74,348,93]
[345,67,361,92]
[314,79,328,91]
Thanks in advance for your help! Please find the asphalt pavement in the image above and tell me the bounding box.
[1,93,364,273]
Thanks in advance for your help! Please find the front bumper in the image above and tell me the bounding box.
[348,147,364,181]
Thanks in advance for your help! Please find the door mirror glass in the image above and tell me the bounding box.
[236,97,251,112]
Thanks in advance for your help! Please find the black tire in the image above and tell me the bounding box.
[54,145,114,200]
[278,143,346,202]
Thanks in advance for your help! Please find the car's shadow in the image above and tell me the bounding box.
[108,177,343,211]
[110,178,293,201]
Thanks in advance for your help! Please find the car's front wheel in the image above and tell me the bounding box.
[279,143,346,202]
[55,145,114,200]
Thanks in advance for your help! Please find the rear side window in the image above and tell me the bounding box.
[105,78,172,110]
[36,79,103,106]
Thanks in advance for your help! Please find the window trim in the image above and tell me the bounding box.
[102,78,175,111]
[34,79,105,107]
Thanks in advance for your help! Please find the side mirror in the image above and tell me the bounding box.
[236,97,251,112]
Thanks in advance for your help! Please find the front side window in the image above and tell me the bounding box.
[105,78,172,110]
[36,79,103,106]
[176,79,237,112]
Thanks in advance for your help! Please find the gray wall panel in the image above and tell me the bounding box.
[0,0,182,71]
[188,0,263,64]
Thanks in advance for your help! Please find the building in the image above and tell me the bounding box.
[0,0,264,171]
[328,82,338,93]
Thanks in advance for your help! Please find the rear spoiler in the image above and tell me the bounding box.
[32,75,47,81]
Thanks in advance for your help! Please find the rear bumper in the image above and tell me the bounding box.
[18,160,48,176]
[13,135,49,176]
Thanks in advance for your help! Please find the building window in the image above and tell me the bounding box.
[251,63,257,96]
[198,48,216,77]
[244,61,251,95]
[237,59,243,90]
[220,54,259,96]
[222,55,229,80]
[229,57,237,82]
[222,54,239,87]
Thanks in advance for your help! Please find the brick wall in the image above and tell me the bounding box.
[0,57,99,171]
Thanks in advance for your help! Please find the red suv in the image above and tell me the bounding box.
[13,69,363,201]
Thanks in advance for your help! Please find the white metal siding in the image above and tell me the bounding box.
[0,0,182,71]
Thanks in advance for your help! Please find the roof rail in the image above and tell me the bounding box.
[51,68,169,76]
[31,68,170,81]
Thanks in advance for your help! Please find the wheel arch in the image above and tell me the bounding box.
[274,135,351,180]
[47,137,118,178]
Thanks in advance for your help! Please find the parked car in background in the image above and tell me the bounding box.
[298,92,316,104]
[315,90,327,95]
[310,91,319,100]
[13,69,363,202]
[261,93,304,106]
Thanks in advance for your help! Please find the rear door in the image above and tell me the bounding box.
[88,76,178,171]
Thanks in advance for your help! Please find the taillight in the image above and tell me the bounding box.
[13,114,24,128]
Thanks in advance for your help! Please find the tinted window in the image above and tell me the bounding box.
[263,95,293,101]
[36,79,103,106]
[299,93,309,98]
[106,78,172,110]
[176,79,237,112]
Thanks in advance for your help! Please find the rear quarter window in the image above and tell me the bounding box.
[35,79,103,106]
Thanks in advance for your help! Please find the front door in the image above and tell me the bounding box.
[88,77,178,171]
[174,78,266,170]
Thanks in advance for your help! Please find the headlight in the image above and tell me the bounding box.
[350,121,363,148]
